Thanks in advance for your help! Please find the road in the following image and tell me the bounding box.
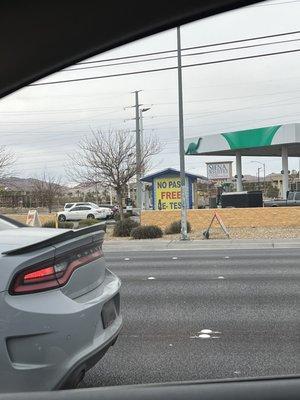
[82,248,299,387]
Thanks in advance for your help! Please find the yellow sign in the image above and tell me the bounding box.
[155,177,182,210]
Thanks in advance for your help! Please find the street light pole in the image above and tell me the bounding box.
[134,90,142,211]
[177,26,188,241]
[263,163,266,192]
[250,161,266,194]
[257,167,262,190]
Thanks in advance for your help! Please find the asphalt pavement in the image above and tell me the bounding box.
[81,248,299,387]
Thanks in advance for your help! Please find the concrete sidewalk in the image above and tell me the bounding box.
[103,238,300,252]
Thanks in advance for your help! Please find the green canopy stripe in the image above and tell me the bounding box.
[221,125,281,150]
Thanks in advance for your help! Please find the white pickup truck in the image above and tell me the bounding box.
[264,191,300,207]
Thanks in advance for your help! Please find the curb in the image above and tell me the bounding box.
[103,238,300,252]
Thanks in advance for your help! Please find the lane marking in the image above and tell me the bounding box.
[191,328,222,339]
[199,329,213,334]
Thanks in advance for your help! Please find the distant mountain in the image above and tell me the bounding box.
[0,177,68,192]
[242,174,257,182]
[67,182,105,195]
[0,177,41,191]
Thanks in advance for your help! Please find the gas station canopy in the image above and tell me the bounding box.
[184,124,300,157]
[184,123,300,198]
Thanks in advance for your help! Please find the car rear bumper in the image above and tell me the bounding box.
[0,269,122,393]
[57,327,121,389]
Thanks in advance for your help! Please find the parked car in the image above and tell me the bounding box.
[264,191,300,207]
[64,202,98,211]
[64,203,114,219]
[98,204,119,215]
[58,205,107,222]
[0,215,122,392]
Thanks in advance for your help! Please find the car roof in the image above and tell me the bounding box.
[0,1,259,99]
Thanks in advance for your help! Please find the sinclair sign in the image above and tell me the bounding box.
[206,161,233,180]
[154,176,188,210]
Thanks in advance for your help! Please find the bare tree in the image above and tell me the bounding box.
[32,172,62,213]
[0,146,16,181]
[68,129,161,219]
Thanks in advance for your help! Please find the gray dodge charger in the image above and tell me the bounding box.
[0,216,122,392]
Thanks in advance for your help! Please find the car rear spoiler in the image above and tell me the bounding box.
[2,223,106,256]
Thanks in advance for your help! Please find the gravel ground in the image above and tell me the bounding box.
[105,225,300,240]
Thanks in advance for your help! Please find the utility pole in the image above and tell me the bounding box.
[177,26,188,240]
[139,107,151,210]
[134,90,142,211]
[140,109,144,150]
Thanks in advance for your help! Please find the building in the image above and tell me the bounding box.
[141,168,207,210]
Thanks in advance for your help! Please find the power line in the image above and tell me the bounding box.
[30,48,300,86]
[67,37,300,72]
[3,86,300,120]
[0,105,123,116]
[76,29,300,65]
[145,97,300,129]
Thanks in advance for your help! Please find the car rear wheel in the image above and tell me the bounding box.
[87,214,95,219]
[58,214,66,222]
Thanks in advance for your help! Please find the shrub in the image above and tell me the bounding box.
[42,220,74,229]
[42,220,56,228]
[131,225,163,239]
[78,219,106,231]
[58,221,74,229]
[114,212,131,221]
[113,219,139,237]
[165,220,191,234]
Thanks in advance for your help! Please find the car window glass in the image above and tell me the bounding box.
[1,0,299,391]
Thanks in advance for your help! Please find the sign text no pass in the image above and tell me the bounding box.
[155,177,182,210]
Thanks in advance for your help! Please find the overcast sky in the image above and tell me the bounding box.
[1,0,300,183]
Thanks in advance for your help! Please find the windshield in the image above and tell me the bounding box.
[0,0,299,394]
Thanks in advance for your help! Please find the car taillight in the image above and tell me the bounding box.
[10,242,103,295]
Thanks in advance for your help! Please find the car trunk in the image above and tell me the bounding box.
[0,226,106,298]
[54,230,106,299]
